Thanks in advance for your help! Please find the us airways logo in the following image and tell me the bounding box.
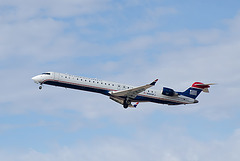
[190,90,198,96]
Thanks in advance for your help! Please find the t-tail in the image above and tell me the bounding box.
[179,82,215,99]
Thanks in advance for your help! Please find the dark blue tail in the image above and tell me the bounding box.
[179,87,203,99]
[178,82,211,99]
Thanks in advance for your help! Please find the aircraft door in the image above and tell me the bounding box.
[54,72,59,80]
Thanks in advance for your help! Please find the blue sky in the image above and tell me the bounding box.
[1,0,240,160]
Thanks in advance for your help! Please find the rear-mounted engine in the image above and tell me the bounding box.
[162,87,177,96]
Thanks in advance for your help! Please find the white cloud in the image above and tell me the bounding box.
[124,6,178,33]
[0,18,67,59]
[1,127,240,161]
[225,11,240,35]
[0,0,113,61]
[0,0,110,20]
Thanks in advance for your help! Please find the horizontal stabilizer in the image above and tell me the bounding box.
[192,82,216,93]
[202,88,209,93]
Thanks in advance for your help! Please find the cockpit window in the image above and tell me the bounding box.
[42,72,51,75]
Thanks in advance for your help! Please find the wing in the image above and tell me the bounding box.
[110,79,158,99]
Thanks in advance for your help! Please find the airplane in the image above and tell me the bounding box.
[32,72,214,108]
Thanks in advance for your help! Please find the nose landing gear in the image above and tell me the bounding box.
[39,84,42,90]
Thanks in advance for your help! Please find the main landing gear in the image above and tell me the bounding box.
[123,98,131,109]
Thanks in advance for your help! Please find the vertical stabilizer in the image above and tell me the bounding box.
[179,82,213,99]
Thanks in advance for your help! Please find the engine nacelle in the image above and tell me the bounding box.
[162,87,177,96]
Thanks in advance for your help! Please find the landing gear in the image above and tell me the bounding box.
[123,98,131,109]
[39,85,42,90]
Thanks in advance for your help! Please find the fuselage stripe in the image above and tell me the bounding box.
[42,78,188,105]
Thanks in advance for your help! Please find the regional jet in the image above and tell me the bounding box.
[32,72,214,108]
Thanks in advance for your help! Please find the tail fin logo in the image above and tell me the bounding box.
[190,89,198,96]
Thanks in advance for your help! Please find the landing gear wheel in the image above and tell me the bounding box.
[39,86,42,90]
[123,98,130,109]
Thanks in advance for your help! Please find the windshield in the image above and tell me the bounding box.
[42,72,51,75]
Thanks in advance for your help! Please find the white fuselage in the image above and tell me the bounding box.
[32,72,197,106]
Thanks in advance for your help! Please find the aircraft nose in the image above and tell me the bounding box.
[32,75,41,84]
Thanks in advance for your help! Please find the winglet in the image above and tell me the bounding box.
[133,102,139,108]
[150,79,158,86]
[129,102,139,108]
